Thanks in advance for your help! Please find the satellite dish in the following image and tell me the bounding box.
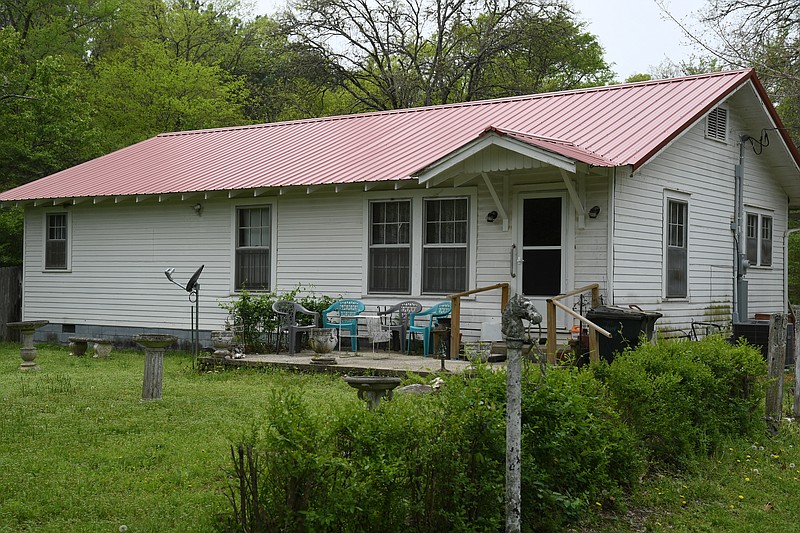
[185,264,204,293]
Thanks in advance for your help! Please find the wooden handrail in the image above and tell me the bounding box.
[546,283,609,364]
[448,283,509,359]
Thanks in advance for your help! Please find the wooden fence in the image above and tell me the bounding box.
[0,266,22,341]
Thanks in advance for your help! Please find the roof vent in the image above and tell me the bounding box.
[706,106,728,142]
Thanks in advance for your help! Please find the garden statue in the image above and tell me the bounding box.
[501,294,542,340]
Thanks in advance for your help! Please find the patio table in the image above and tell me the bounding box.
[341,315,392,353]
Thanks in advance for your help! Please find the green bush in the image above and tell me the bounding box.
[219,285,337,352]
[516,367,645,529]
[592,336,767,469]
[226,365,644,532]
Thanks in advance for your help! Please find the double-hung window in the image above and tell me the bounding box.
[746,212,773,267]
[369,200,411,293]
[235,206,271,290]
[45,213,68,270]
[423,197,468,294]
[665,197,688,299]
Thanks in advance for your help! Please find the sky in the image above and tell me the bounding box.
[252,0,709,81]
[570,0,708,80]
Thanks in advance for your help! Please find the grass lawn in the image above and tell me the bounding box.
[589,423,800,532]
[3,342,800,532]
[0,343,354,532]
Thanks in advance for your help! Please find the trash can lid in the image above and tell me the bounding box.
[586,305,663,319]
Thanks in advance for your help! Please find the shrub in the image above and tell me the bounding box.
[219,285,338,352]
[516,367,645,529]
[225,365,644,532]
[593,336,767,469]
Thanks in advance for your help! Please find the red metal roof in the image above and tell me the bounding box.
[2,69,794,202]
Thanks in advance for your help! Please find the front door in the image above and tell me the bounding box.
[517,195,567,327]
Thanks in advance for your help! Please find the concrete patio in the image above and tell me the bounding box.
[198,348,507,377]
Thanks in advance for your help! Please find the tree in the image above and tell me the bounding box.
[671,0,800,138]
[0,28,100,192]
[88,40,249,152]
[284,0,611,111]
[228,15,342,122]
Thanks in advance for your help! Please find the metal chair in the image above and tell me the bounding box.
[321,299,366,352]
[272,300,319,355]
[378,300,422,353]
[408,302,452,357]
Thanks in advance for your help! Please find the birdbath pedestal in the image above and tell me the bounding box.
[135,334,177,401]
[344,376,402,410]
[7,320,49,371]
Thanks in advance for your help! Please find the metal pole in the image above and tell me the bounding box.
[194,285,200,362]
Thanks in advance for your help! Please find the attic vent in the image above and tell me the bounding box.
[706,107,728,142]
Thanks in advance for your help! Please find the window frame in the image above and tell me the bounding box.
[422,196,469,294]
[663,192,689,300]
[745,209,773,268]
[368,199,412,294]
[363,188,476,297]
[232,203,275,292]
[43,211,71,272]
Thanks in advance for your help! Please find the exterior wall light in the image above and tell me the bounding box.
[588,205,600,218]
[486,210,498,223]
[193,203,203,216]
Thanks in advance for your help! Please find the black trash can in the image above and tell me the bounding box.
[585,305,662,362]
[731,319,795,367]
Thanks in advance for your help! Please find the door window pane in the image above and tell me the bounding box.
[521,197,562,297]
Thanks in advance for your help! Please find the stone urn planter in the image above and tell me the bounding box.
[211,330,235,359]
[308,327,338,365]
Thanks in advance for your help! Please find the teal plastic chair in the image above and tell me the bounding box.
[407,302,452,357]
[322,299,366,352]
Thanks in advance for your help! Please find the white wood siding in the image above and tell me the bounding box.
[612,107,789,334]
[23,199,233,331]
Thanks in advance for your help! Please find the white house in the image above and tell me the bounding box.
[2,69,799,347]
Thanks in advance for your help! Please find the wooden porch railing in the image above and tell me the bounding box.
[448,283,509,359]
[546,283,612,364]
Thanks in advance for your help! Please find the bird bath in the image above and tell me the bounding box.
[135,334,177,401]
[343,375,402,410]
[7,320,49,371]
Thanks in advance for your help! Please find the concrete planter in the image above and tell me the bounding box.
[211,330,234,358]
[308,328,337,354]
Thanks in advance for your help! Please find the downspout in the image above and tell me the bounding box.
[733,136,750,322]
[607,167,617,306]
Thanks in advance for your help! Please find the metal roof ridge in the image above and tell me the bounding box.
[488,126,622,165]
[156,69,756,139]
[489,126,574,145]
